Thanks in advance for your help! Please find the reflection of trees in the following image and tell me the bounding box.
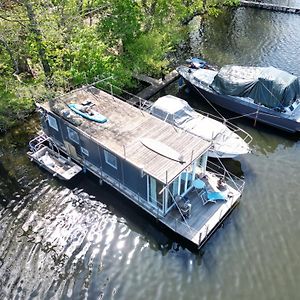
[200,8,278,66]
[0,116,41,207]
[0,160,21,206]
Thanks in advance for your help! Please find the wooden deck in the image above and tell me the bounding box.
[129,70,179,104]
[162,172,241,246]
[41,87,211,184]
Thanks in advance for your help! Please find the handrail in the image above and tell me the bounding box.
[194,107,253,145]
[92,80,253,152]
[206,159,245,193]
[168,214,199,238]
[28,133,50,152]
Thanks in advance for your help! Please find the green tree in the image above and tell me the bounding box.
[0,0,239,131]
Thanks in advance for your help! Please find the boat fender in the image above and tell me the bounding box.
[178,77,184,89]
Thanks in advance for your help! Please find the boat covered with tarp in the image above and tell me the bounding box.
[211,65,300,109]
[177,61,300,133]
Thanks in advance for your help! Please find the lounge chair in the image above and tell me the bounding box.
[202,191,227,205]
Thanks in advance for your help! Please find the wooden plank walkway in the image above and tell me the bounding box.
[129,70,179,104]
[240,0,300,14]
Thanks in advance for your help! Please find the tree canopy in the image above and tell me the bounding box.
[0,0,239,131]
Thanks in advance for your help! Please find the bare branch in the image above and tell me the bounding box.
[0,14,27,27]
[22,0,52,80]
[0,35,19,74]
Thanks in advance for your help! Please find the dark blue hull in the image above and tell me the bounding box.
[186,82,300,133]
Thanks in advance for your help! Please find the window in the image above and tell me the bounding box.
[48,115,58,131]
[81,147,89,157]
[67,127,79,144]
[104,150,117,169]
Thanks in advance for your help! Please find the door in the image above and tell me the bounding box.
[64,141,81,161]
[148,176,164,213]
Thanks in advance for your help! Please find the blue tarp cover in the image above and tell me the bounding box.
[210,65,300,108]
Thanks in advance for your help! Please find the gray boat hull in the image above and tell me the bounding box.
[184,80,300,133]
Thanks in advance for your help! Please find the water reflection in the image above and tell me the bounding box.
[0,118,203,297]
[191,7,300,76]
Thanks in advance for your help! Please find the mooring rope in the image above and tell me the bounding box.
[193,85,227,121]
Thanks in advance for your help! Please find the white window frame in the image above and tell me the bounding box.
[104,150,117,169]
[67,127,79,144]
[48,115,58,131]
[81,147,89,157]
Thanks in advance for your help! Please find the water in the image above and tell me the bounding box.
[1,7,300,300]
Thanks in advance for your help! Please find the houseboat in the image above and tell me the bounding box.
[34,86,244,248]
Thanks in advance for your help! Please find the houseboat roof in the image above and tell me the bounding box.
[40,86,211,184]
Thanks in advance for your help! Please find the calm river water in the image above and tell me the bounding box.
[1,6,300,300]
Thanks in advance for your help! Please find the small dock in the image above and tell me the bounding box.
[240,0,300,14]
[129,70,179,105]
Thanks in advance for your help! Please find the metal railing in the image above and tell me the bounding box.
[194,107,253,146]
[206,159,245,193]
[28,133,50,152]
[167,213,199,239]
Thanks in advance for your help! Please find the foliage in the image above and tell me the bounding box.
[223,0,240,7]
[0,0,238,131]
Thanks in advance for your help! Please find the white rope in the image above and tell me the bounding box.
[193,85,227,121]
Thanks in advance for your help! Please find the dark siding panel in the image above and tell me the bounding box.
[99,148,122,179]
[123,161,147,200]
[79,134,101,167]
[139,175,148,200]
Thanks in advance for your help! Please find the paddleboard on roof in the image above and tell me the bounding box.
[68,103,107,123]
[140,138,185,163]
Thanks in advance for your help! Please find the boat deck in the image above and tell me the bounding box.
[28,145,82,180]
[162,172,241,246]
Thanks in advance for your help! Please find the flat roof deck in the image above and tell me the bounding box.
[41,87,211,184]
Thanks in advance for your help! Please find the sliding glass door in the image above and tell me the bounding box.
[148,176,164,213]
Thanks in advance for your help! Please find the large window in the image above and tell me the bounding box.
[104,150,118,169]
[48,115,58,131]
[67,127,79,144]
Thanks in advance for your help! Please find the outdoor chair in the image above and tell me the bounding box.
[175,195,192,219]
[193,178,227,205]
[193,178,206,197]
[203,191,227,205]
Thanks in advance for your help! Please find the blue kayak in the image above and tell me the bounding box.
[68,103,107,123]
[186,57,207,69]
